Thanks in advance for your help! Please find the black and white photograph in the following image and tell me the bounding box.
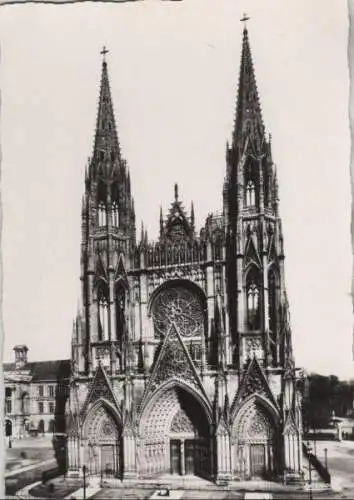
[1,0,353,498]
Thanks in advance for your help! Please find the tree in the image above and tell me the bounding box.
[302,373,354,430]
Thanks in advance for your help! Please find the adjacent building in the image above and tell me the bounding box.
[66,25,304,483]
[4,345,70,439]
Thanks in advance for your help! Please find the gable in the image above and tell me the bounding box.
[231,357,279,416]
[81,363,119,416]
[141,323,208,408]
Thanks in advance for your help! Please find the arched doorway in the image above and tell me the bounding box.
[38,420,45,435]
[5,419,12,437]
[83,401,122,479]
[232,397,279,480]
[139,383,211,479]
[48,420,55,434]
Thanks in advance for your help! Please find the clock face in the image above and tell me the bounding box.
[152,286,204,338]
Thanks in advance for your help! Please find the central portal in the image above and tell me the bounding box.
[140,385,211,479]
[169,438,210,477]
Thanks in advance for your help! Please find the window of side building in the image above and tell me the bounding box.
[48,385,54,398]
[5,388,12,414]
[39,402,44,414]
[6,398,12,414]
[38,385,44,397]
[49,402,54,414]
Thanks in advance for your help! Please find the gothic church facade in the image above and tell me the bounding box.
[67,26,304,483]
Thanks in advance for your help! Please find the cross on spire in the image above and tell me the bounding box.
[174,183,179,202]
[101,46,109,61]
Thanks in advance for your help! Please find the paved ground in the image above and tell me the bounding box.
[7,439,354,499]
[29,477,83,499]
[6,435,55,474]
[314,440,354,498]
[5,436,56,497]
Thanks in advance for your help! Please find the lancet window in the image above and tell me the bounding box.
[115,285,126,341]
[188,342,202,364]
[97,284,109,341]
[268,269,277,335]
[112,202,119,227]
[98,202,107,226]
[245,180,256,207]
[246,267,261,330]
[268,268,278,365]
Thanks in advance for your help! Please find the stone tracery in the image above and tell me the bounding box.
[152,285,204,338]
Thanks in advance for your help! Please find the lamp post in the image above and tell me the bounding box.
[307,441,313,500]
[82,465,87,500]
[324,447,328,470]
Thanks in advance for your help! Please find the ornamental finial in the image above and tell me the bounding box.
[240,13,250,24]
[101,45,109,61]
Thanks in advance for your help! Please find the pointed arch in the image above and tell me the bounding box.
[82,398,123,478]
[97,281,109,341]
[244,158,259,208]
[231,394,281,479]
[115,279,128,343]
[268,266,280,365]
[245,180,256,206]
[232,392,280,427]
[112,201,119,227]
[111,181,119,200]
[139,377,213,431]
[97,182,107,227]
[138,379,212,477]
[83,397,122,438]
[245,266,261,330]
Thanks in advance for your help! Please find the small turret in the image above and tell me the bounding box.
[14,345,28,370]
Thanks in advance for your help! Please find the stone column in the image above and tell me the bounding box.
[67,436,81,477]
[206,261,215,346]
[180,440,185,476]
[216,432,232,484]
[123,432,137,479]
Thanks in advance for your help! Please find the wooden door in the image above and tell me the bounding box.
[185,439,195,475]
[101,444,116,477]
[170,440,181,475]
[195,439,210,478]
[250,444,266,478]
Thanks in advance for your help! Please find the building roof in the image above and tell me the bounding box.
[4,359,71,382]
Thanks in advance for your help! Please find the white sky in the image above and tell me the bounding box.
[0,0,352,380]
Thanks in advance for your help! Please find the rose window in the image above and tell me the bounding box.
[152,286,204,337]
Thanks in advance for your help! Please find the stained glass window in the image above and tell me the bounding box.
[152,286,204,338]
[246,268,261,330]
[246,180,256,206]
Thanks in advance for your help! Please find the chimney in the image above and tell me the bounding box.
[14,345,28,370]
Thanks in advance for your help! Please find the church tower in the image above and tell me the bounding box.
[225,23,290,370]
[67,25,304,485]
[222,21,304,481]
[72,49,135,377]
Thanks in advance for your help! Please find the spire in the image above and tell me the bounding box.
[160,206,164,237]
[93,47,121,165]
[232,19,265,152]
[190,201,195,229]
